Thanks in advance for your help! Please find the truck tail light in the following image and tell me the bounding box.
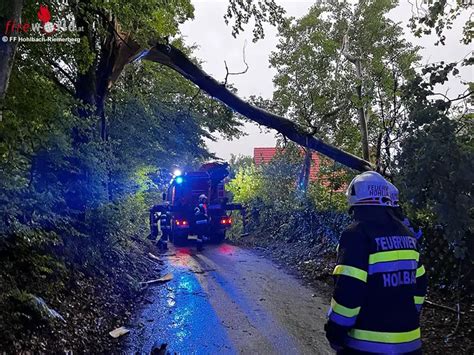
[175,219,188,226]
[220,217,232,225]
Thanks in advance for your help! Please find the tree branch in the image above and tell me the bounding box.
[342,32,370,161]
[425,300,465,314]
[224,41,249,86]
[429,90,473,103]
[342,34,358,64]
[136,43,373,172]
[187,87,201,115]
[45,58,75,85]
[322,103,348,118]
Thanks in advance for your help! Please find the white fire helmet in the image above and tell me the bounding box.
[387,181,400,207]
[346,171,392,207]
[199,194,208,202]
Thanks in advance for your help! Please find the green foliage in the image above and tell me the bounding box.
[85,194,148,249]
[0,3,248,347]
[228,148,352,245]
[396,107,473,259]
[102,0,195,43]
[227,164,263,205]
[397,71,473,260]
[270,4,353,145]
[111,59,243,146]
[224,0,285,42]
[228,145,352,211]
[226,211,245,240]
[0,231,66,292]
[398,65,472,263]
[229,145,304,209]
[308,182,347,213]
[269,1,420,171]
[228,154,254,179]
[1,0,471,348]
[408,0,473,45]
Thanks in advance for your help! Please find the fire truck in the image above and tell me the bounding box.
[149,162,244,247]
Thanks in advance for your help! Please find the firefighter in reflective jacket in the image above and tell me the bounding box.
[158,202,172,250]
[148,204,161,241]
[325,171,427,354]
[194,194,208,251]
[149,203,171,250]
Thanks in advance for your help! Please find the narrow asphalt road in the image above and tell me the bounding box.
[124,243,332,354]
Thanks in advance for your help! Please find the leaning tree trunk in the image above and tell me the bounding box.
[74,15,140,141]
[297,148,312,195]
[342,32,370,162]
[135,43,372,172]
[95,29,118,142]
[353,59,370,162]
[0,0,24,110]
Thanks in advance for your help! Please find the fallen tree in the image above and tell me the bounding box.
[133,43,373,172]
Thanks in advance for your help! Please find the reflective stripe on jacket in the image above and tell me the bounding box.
[327,207,427,353]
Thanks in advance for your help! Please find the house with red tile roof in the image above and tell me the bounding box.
[253,147,321,181]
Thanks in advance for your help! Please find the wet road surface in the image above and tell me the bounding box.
[124,243,332,354]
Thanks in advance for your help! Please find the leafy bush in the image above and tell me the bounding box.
[397,103,473,261]
[228,152,351,248]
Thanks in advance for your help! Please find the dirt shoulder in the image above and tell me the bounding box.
[0,239,161,352]
[233,235,473,355]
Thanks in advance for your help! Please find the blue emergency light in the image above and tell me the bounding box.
[175,176,184,184]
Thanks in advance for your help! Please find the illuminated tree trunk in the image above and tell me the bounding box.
[298,148,312,194]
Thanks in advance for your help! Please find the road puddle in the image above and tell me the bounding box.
[124,247,235,354]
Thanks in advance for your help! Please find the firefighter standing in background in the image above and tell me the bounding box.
[194,194,209,251]
[148,205,161,241]
[158,202,172,251]
[325,171,427,354]
[149,203,171,251]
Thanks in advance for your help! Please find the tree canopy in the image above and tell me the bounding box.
[0,1,472,350]
[270,0,421,173]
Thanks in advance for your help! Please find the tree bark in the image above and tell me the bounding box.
[95,29,116,141]
[73,15,139,141]
[95,25,140,141]
[354,59,370,162]
[74,16,97,118]
[342,34,370,162]
[298,148,312,194]
[138,44,373,172]
[0,0,24,110]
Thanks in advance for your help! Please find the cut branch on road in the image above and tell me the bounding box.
[425,300,465,315]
